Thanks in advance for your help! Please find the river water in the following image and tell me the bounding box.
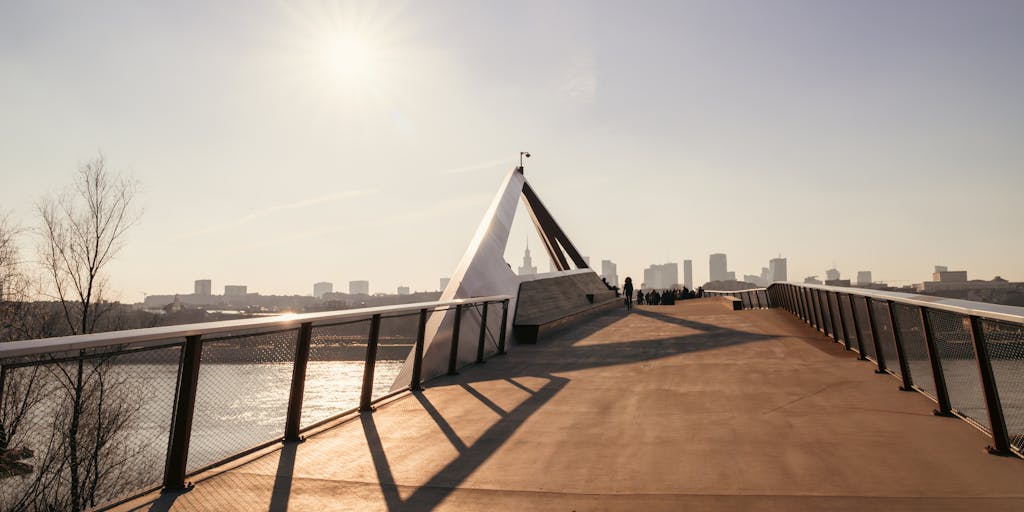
[0,359,404,508]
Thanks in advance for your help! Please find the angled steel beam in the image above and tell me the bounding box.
[522,181,587,269]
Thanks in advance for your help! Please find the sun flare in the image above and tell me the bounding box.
[320,32,379,86]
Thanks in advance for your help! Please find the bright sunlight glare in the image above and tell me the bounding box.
[321,32,379,86]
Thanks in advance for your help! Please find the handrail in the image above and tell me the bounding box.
[0,295,514,359]
[0,294,514,507]
[774,282,1024,324]
[703,287,767,294]
[768,282,1024,457]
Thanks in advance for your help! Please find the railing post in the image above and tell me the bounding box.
[968,315,1013,455]
[410,308,428,391]
[824,291,839,342]
[813,289,825,332]
[284,322,313,442]
[797,287,808,322]
[359,314,382,412]
[803,288,812,325]
[498,299,509,355]
[919,307,953,417]
[476,301,489,363]
[847,295,868,359]
[754,290,763,309]
[886,301,915,391]
[837,293,851,350]
[163,334,203,491]
[448,304,463,375]
[864,297,888,373]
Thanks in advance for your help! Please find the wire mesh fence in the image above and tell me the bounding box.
[0,343,181,511]
[871,300,901,379]
[371,314,417,403]
[0,296,511,509]
[769,284,1024,455]
[186,328,298,472]
[980,318,1024,450]
[827,293,841,342]
[853,296,877,360]
[893,303,934,397]
[839,294,859,352]
[299,319,371,429]
[922,310,989,429]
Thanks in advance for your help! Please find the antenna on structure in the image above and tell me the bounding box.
[519,151,531,171]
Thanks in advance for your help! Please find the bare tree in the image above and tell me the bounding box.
[38,155,140,336]
[30,156,142,511]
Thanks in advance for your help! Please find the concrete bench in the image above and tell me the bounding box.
[513,271,620,344]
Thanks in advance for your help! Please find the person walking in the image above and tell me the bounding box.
[623,277,634,310]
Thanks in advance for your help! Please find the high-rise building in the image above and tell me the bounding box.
[440,277,451,291]
[224,285,247,296]
[600,259,618,287]
[856,271,872,286]
[825,268,840,281]
[397,286,410,295]
[934,265,948,273]
[643,263,679,290]
[349,280,370,295]
[709,253,728,282]
[313,281,333,299]
[683,260,693,289]
[769,257,787,282]
[518,246,538,275]
[194,279,212,296]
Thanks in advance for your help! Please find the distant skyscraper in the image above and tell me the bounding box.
[313,281,333,299]
[825,268,840,281]
[518,246,538,275]
[349,280,370,295]
[643,263,679,289]
[934,265,948,273]
[769,257,787,282]
[856,271,872,286]
[683,260,693,289]
[600,259,618,287]
[440,277,451,291]
[397,286,410,295]
[194,279,212,296]
[709,253,728,282]
[224,285,247,296]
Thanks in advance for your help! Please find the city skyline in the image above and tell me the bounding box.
[1,1,1022,300]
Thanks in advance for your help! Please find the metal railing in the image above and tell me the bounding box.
[767,282,1024,457]
[702,288,771,309]
[0,296,510,511]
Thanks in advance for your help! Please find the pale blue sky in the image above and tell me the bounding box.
[1,0,1022,299]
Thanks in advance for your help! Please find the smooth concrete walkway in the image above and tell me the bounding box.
[120,299,1024,511]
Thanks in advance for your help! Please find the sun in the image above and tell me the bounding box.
[320,31,380,87]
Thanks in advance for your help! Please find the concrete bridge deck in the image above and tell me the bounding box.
[121,298,1024,511]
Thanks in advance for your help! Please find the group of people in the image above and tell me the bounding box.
[621,277,703,310]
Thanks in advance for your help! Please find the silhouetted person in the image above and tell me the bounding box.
[636,289,644,305]
[622,277,634,310]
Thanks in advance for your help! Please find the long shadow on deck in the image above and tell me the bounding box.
[347,306,781,511]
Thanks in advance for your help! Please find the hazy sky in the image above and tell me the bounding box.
[1,0,1022,300]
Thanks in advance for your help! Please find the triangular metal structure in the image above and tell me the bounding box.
[391,167,590,389]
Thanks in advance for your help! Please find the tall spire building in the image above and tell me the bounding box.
[518,244,538,276]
